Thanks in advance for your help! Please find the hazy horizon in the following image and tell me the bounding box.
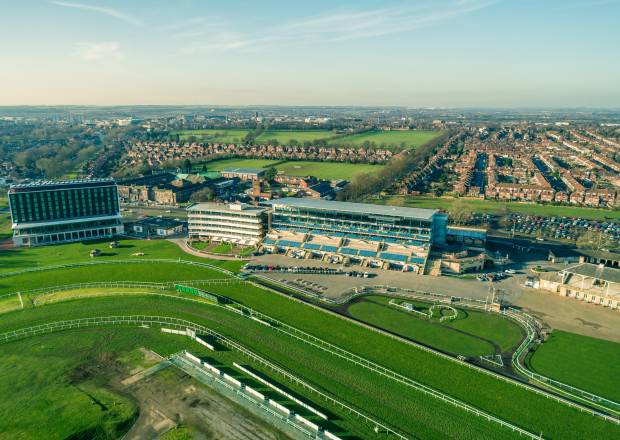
[2,0,619,107]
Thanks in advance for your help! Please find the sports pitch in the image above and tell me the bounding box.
[200,158,385,180]
[328,129,442,149]
[171,128,443,150]
[171,129,251,143]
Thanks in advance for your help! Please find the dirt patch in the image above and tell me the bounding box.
[119,368,292,440]
[514,289,620,343]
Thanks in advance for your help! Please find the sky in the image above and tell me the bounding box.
[1,0,619,107]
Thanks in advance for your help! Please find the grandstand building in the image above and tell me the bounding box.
[8,179,122,247]
[187,202,268,245]
[260,198,448,273]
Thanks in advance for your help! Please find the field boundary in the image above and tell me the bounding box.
[0,258,235,279]
[0,315,409,440]
[251,277,620,423]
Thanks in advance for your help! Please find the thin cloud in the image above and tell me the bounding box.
[76,41,122,61]
[180,0,495,54]
[51,1,142,26]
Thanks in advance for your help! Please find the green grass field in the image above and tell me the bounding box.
[379,195,620,221]
[527,331,620,402]
[0,327,192,440]
[255,130,336,144]
[329,130,442,149]
[2,289,616,439]
[0,238,244,274]
[1,241,619,439]
[171,129,251,143]
[346,296,523,357]
[171,128,442,150]
[275,161,384,180]
[0,211,12,240]
[200,157,385,180]
[200,158,280,172]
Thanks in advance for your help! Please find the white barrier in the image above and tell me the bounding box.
[161,327,187,336]
[201,360,221,376]
[195,336,215,351]
[294,414,319,431]
[234,362,328,420]
[324,431,342,440]
[223,373,242,388]
[184,351,201,365]
[250,316,272,327]
[245,386,266,401]
[268,400,291,416]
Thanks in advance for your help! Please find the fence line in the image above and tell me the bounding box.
[0,315,408,440]
[253,276,620,421]
[0,258,234,279]
[185,286,542,439]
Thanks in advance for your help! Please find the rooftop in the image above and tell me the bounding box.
[133,216,184,229]
[9,179,116,193]
[561,263,620,285]
[221,167,265,175]
[187,202,267,215]
[265,197,438,220]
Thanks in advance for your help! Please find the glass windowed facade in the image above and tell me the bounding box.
[265,198,444,244]
[8,179,122,247]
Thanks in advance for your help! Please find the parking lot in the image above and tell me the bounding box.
[496,213,619,245]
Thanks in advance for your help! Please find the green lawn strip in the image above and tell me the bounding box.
[274,161,384,180]
[0,212,12,240]
[347,296,498,357]
[200,283,620,440]
[527,331,620,403]
[328,130,442,149]
[0,262,227,293]
[200,158,280,172]
[380,196,619,221]
[0,239,244,274]
[0,327,192,440]
[255,130,336,144]
[0,297,520,440]
[171,129,251,143]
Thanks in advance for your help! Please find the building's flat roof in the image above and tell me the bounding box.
[9,179,116,193]
[562,263,620,285]
[265,197,438,221]
[133,216,184,229]
[221,167,264,175]
[187,202,267,214]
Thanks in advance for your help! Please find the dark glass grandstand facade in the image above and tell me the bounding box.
[9,181,119,223]
[8,179,122,246]
[266,198,445,245]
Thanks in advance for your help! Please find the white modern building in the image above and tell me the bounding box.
[187,202,268,245]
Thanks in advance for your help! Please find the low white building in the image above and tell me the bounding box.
[187,202,268,246]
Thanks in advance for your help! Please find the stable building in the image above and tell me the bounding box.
[539,263,620,310]
[8,179,123,247]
